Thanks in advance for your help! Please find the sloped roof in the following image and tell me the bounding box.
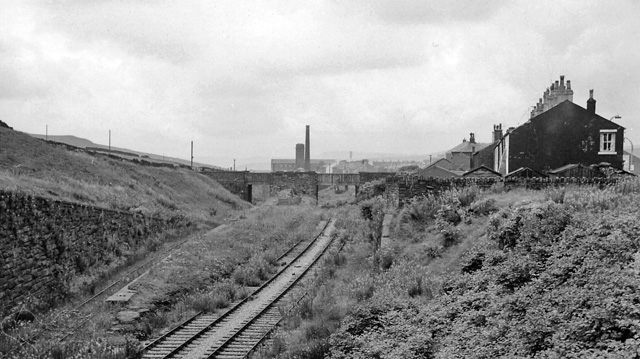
[519,100,625,133]
[463,165,503,177]
[448,141,491,154]
[547,163,585,174]
[547,163,603,177]
[414,165,460,178]
[505,167,547,178]
[423,158,451,170]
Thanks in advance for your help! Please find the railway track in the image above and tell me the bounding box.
[3,227,199,358]
[141,218,336,359]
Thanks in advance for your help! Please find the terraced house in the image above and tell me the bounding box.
[473,76,625,175]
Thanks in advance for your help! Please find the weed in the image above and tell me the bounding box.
[407,276,424,297]
[380,249,394,270]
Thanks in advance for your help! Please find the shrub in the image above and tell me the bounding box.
[400,195,440,223]
[436,205,461,226]
[456,186,479,207]
[544,187,566,203]
[439,224,460,248]
[232,255,275,286]
[468,198,497,216]
[407,276,424,297]
[379,250,394,270]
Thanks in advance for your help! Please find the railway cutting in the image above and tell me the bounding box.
[141,218,336,359]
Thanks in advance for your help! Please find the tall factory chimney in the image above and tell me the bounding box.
[304,125,310,171]
[295,143,305,169]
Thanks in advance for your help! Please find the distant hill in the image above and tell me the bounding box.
[28,134,221,170]
[320,150,444,161]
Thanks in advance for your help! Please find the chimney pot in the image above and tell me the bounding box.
[587,89,596,113]
[567,80,571,90]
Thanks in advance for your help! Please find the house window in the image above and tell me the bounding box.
[599,130,617,154]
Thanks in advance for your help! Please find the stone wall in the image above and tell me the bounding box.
[385,175,625,206]
[0,190,181,315]
[270,172,317,198]
[201,170,319,202]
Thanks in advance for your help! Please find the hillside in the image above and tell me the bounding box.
[0,125,248,223]
[28,133,220,170]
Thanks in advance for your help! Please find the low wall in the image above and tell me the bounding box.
[385,175,625,206]
[0,190,182,315]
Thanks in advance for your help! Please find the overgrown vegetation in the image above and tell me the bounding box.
[260,179,640,358]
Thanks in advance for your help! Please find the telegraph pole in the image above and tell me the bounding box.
[191,141,194,169]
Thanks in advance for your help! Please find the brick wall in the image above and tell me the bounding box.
[0,190,182,315]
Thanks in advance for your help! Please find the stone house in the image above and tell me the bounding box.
[445,133,491,171]
[473,76,624,174]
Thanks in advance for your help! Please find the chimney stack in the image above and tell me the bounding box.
[469,133,476,144]
[587,89,596,113]
[295,143,305,169]
[304,125,310,171]
[493,124,503,143]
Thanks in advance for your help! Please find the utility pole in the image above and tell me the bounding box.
[625,137,634,172]
[190,141,194,169]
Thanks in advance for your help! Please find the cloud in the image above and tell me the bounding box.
[367,0,508,24]
[1,0,639,166]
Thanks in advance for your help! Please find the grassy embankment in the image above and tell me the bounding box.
[0,124,265,357]
[0,126,244,224]
[258,180,640,358]
[1,203,326,358]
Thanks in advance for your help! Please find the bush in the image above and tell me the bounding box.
[400,195,440,223]
[379,250,394,270]
[232,256,275,286]
[468,198,497,216]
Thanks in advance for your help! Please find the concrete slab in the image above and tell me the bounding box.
[106,270,150,303]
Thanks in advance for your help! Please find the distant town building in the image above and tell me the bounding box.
[332,159,376,174]
[271,159,333,173]
[445,133,491,171]
[370,160,425,173]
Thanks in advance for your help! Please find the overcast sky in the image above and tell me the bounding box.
[2,0,639,169]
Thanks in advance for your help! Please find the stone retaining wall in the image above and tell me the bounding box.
[0,190,182,315]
